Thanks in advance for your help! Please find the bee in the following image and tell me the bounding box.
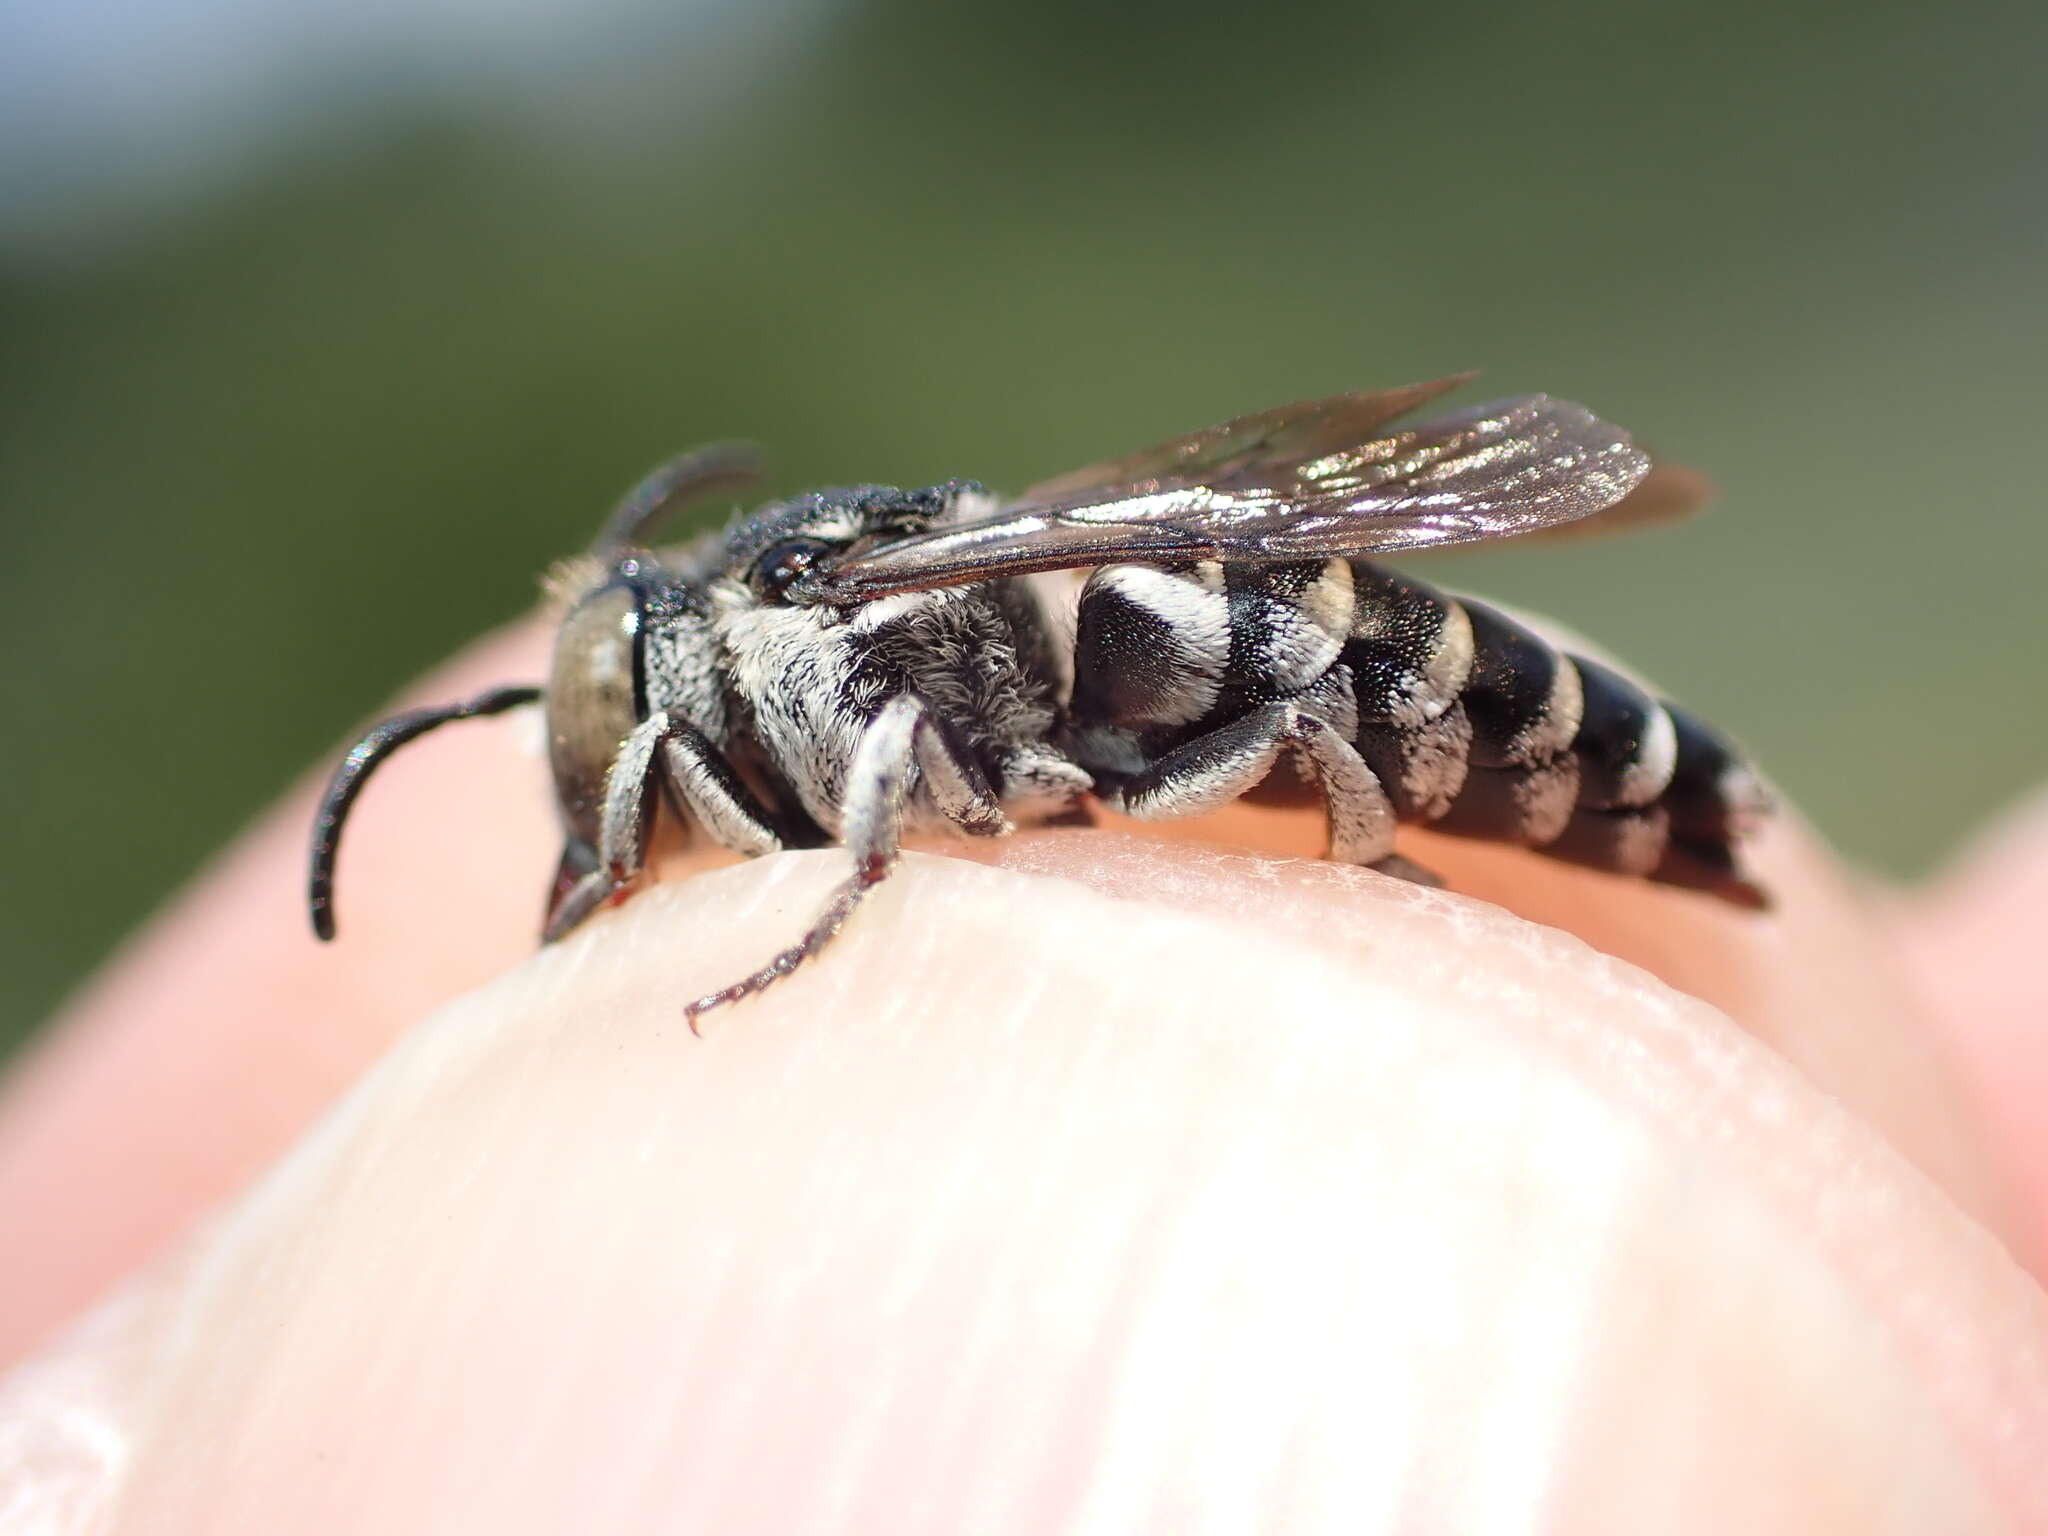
[308,376,1769,1024]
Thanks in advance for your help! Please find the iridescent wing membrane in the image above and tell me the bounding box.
[798,375,1664,604]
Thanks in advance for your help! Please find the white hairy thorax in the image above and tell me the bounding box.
[712,576,1086,838]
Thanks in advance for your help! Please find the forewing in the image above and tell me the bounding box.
[1015,373,1474,503]
[801,391,1649,603]
[1488,459,1713,546]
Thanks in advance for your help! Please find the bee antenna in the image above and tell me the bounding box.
[594,443,763,555]
[308,685,543,940]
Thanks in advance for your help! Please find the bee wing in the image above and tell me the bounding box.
[1488,459,1713,545]
[1013,373,1475,503]
[800,389,1650,603]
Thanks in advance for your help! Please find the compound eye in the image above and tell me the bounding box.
[749,537,836,601]
[546,581,643,847]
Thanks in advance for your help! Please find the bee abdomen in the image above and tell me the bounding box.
[1456,601,1584,768]
[1568,656,1676,810]
[1638,701,1771,906]
[1356,584,1766,907]
[1414,600,1583,847]
[1073,556,1768,908]
[1544,668,1767,904]
[1512,668,1769,905]
[1658,702,1769,844]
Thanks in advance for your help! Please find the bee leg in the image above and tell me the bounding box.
[655,715,788,856]
[545,711,784,941]
[1037,803,1100,829]
[906,708,1013,838]
[684,694,995,1028]
[1112,703,1401,867]
[543,839,606,939]
[1364,852,1446,890]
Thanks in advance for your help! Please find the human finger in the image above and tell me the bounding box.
[3,840,2045,1530]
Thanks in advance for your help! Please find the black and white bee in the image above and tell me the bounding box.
[309,376,1769,1023]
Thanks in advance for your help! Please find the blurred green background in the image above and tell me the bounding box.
[3,0,2044,1059]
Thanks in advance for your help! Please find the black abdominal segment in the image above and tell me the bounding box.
[1069,559,1767,907]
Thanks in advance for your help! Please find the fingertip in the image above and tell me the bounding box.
[9,848,2046,1531]
[0,622,556,1366]
[1896,786,2048,1275]
[1061,802,2020,1255]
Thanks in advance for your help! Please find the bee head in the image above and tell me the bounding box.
[545,562,653,845]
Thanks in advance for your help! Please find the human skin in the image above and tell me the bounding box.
[1,622,2046,1531]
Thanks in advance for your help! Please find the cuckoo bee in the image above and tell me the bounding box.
[309,375,1769,1023]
